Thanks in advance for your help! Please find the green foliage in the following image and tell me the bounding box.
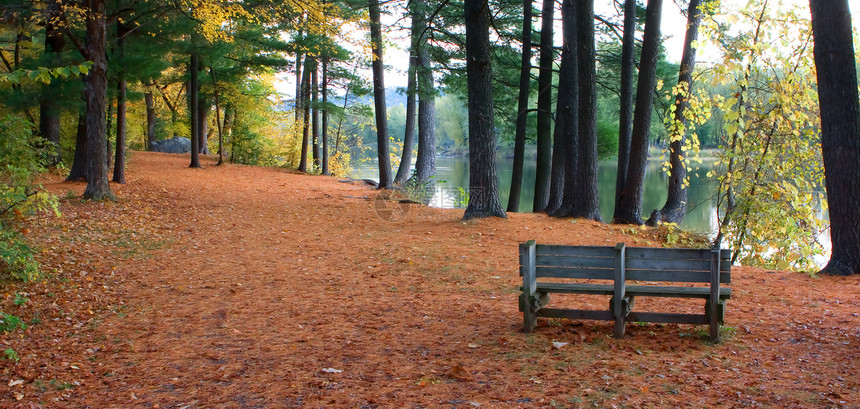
[701,1,827,271]
[0,115,60,281]
[0,312,28,332]
[2,349,20,363]
[13,292,28,306]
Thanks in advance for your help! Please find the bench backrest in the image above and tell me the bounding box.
[520,242,731,284]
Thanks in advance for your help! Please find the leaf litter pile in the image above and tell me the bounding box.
[1,152,858,408]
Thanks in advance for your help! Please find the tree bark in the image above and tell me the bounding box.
[82,0,114,200]
[507,0,533,213]
[294,49,303,123]
[198,97,210,154]
[810,0,860,276]
[189,53,201,168]
[413,1,436,187]
[614,0,636,209]
[394,18,418,185]
[321,59,330,175]
[144,84,157,150]
[568,0,600,220]
[311,60,320,170]
[463,0,506,220]
[210,69,224,165]
[67,111,88,182]
[647,0,702,226]
[549,0,580,218]
[369,0,393,189]
[39,0,64,164]
[533,0,555,212]
[298,57,312,172]
[613,0,662,224]
[113,19,127,184]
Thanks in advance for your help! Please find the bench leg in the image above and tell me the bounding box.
[707,298,723,343]
[610,296,633,338]
[521,292,550,333]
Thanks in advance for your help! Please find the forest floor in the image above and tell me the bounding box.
[1,152,858,408]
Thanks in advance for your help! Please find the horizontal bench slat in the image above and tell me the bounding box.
[537,308,613,321]
[626,269,731,284]
[626,247,731,262]
[535,254,615,269]
[626,312,708,325]
[535,266,615,280]
[535,245,616,258]
[535,282,731,299]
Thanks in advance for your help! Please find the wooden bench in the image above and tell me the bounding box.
[519,241,732,342]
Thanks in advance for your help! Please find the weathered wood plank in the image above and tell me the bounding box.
[537,308,613,321]
[535,254,615,269]
[626,312,708,324]
[534,266,615,280]
[626,269,731,284]
[535,245,616,258]
[535,282,615,295]
[625,285,731,299]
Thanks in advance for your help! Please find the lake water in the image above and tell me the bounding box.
[354,155,719,234]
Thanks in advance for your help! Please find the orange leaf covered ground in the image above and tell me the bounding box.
[1,152,858,408]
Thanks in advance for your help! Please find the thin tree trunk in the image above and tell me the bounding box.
[298,57,312,172]
[613,0,663,224]
[549,0,579,218]
[82,0,114,200]
[39,0,64,164]
[312,60,320,170]
[463,0,506,220]
[189,53,201,168]
[198,97,210,154]
[614,0,636,209]
[144,84,157,149]
[211,69,224,165]
[394,26,418,185]
[369,0,393,189]
[113,17,126,184]
[569,0,600,220]
[67,111,88,181]
[321,59,330,175]
[647,0,703,226]
[413,1,436,188]
[507,0,533,213]
[810,0,860,276]
[533,0,555,212]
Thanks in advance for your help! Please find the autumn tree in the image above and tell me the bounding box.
[368,0,392,189]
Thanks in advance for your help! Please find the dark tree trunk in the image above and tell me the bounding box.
[545,112,566,214]
[294,50,303,123]
[533,0,555,212]
[549,0,580,218]
[198,98,210,154]
[614,0,636,208]
[810,0,860,276]
[298,57,311,172]
[647,0,702,226]
[144,84,157,150]
[39,0,64,164]
[613,0,662,224]
[463,0,506,220]
[113,19,126,184]
[311,61,320,170]
[211,69,224,165]
[67,111,88,182]
[507,0,533,213]
[189,53,201,168]
[568,0,600,220]
[394,26,418,185]
[321,60,329,175]
[82,0,114,200]
[369,0,393,189]
[413,2,436,186]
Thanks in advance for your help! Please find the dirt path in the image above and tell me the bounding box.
[2,152,858,408]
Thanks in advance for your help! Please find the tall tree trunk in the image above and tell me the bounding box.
[507,0,533,213]
[810,0,860,276]
[82,0,114,200]
[67,111,88,181]
[394,21,418,185]
[533,0,555,212]
[413,1,436,188]
[613,0,662,224]
[463,0,506,220]
[113,18,126,184]
[369,0,393,189]
[568,0,600,220]
[614,0,637,209]
[294,30,304,123]
[211,69,224,165]
[144,84,157,149]
[298,57,312,172]
[189,53,201,168]
[198,97,210,154]
[39,0,64,164]
[549,0,579,218]
[311,60,320,170]
[647,0,703,226]
[321,59,330,175]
